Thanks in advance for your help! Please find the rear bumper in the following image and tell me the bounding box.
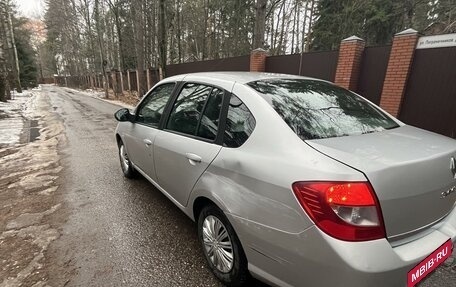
[227,204,456,287]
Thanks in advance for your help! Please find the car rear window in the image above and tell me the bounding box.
[247,79,399,140]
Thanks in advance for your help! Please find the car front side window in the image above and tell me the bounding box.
[136,83,176,127]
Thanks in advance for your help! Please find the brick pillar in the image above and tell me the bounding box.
[379,29,418,117]
[334,36,365,91]
[250,48,268,72]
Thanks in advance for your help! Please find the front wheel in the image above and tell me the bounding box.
[197,205,249,286]
[118,140,137,178]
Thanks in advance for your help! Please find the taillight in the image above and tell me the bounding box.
[292,181,386,241]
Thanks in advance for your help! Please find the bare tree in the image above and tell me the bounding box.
[94,0,108,98]
[131,0,146,95]
[254,0,267,49]
[158,0,166,78]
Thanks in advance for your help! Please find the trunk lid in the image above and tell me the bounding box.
[307,125,456,239]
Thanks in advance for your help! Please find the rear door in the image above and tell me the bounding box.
[123,83,176,181]
[153,83,225,206]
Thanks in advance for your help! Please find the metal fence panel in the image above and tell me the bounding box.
[265,50,338,82]
[399,46,456,138]
[129,70,138,92]
[357,45,391,104]
[166,55,250,77]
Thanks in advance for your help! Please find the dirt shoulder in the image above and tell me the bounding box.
[0,91,67,287]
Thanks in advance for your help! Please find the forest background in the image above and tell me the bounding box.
[0,0,455,100]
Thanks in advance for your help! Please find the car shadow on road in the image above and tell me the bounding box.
[130,174,271,287]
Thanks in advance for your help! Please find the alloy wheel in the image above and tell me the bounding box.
[202,215,234,273]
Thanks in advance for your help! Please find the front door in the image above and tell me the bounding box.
[123,83,176,181]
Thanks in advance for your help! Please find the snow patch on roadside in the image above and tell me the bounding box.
[0,91,35,145]
[62,87,135,110]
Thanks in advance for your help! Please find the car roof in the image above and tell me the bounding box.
[163,71,327,85]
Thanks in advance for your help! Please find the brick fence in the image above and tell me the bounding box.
[55,28,456,138]
[54,28,421,118]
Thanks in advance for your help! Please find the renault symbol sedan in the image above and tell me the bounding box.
[114,72,456,287]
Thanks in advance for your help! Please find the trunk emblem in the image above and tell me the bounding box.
[451,157,456,179]
[441,186,456,198]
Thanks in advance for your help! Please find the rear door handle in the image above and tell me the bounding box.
[143,139,153,146]
[186,153,202,165]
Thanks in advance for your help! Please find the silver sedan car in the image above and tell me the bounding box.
[114,72,456,287]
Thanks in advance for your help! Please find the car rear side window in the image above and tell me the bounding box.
[223,95,256,148]
[247,79,399,140]
[136,83,175,127]
[196,88,224,141]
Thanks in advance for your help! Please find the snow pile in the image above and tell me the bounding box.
[62,87,135,109]
[0,91,34,146]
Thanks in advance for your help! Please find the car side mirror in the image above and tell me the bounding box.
[114,108,133,122]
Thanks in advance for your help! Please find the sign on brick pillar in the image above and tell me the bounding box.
[250,48,268,72]
[379,29,418,117]
[334,36,365,91]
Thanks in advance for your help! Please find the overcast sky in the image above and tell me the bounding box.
[15,0,46,18]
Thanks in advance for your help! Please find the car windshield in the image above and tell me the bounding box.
[247,79,399,140]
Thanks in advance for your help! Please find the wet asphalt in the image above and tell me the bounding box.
[41,85,454,287]
[45,85,243,287]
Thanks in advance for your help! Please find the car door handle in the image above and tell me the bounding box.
[186,153,202,165]
[143,139,153,146]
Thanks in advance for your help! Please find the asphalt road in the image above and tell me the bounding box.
[36,85,454,287]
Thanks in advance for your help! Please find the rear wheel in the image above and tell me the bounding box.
[118,140,137,178]
[197,205,249,287]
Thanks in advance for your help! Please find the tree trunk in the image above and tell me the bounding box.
[0,3,6,101]
[253,0,267,49]
[305,0,316,52]
[2,2,21,93]
[301,1,309,53]
[158,0,166,78]
[114,11,125,70]
[177,1,182,63]
[278,1,286,54]
[132,0,146,95]
[94,0,108,98]
[0,40,6,102]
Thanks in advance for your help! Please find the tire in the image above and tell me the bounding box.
[118,140,137,179]
[197,205,249,287]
